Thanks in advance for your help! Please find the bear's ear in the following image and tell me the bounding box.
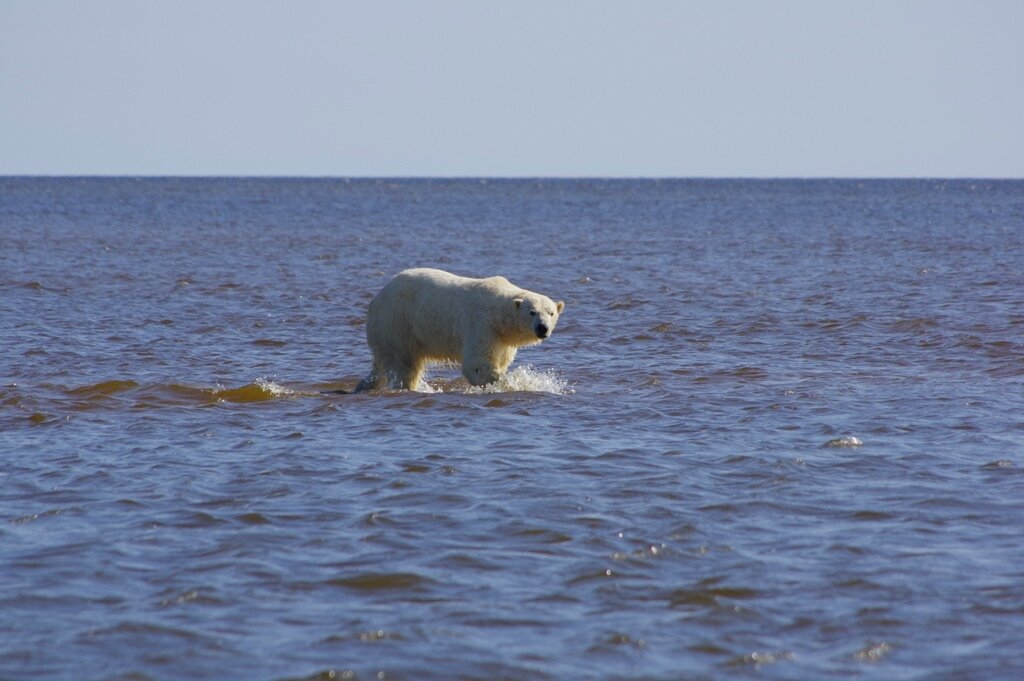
[514,298,523,309]
[556,301,565,313]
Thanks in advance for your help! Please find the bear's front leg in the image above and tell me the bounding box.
[462,360,501,387]
[462,335,511,387]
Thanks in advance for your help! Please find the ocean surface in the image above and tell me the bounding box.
[2,177,1023,681]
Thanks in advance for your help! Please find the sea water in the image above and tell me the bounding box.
[2,178,1023,680]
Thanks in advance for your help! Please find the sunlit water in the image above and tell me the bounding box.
[2,178,1023,680]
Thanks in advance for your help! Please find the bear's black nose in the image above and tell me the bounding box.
[536,324,549,338]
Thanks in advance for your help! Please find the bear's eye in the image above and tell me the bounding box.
[529,311,536,316]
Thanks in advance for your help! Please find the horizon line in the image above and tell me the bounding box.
[3,174,1022,181]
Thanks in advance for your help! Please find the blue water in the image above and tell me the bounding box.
[2,178,1024,680]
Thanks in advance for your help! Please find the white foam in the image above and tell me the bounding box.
[824,435,863,448]
[367,365,573,395]
[253,378,294,397]
[463,366,573,395]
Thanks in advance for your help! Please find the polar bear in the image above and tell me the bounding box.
[356,268,565,391]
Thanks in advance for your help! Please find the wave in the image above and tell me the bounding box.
[125,378,310,405]
[205,378,302,403]
[4,378,312,418]
[5,368,572,421]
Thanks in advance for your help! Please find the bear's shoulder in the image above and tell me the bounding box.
[479,274,512,288]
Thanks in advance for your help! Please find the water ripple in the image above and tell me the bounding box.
[4,178,1024,680]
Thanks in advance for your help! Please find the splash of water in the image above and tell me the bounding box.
[461,366,573,395]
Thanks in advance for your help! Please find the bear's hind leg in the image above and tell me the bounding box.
[355,356,388,392]
[382,355,426,391]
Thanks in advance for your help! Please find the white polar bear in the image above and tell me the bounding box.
[356,268,565,391]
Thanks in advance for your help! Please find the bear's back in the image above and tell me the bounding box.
[393,268,521,300]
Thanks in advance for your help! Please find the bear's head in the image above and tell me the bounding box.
[513,295,565,343]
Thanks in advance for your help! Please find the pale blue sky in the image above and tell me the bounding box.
[2,1,1022,177]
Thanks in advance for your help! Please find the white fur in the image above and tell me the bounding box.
[357,268,564,391]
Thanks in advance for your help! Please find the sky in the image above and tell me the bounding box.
[1,1,1022,177]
